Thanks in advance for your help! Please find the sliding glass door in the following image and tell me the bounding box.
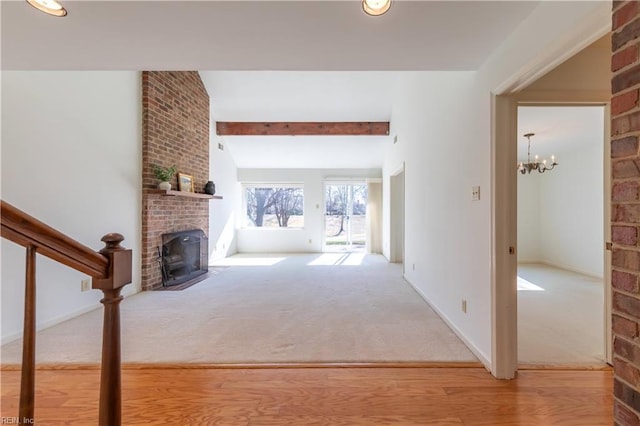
[324,183,367,252]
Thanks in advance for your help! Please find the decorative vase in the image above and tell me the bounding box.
[204,181,216,195]
[159,181,171,191]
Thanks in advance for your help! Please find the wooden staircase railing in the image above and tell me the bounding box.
[1,200,132,425]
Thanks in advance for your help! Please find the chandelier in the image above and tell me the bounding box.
[517,133,558,174]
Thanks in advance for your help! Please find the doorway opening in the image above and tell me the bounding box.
[323,182,368,252]
[516,105,608,366]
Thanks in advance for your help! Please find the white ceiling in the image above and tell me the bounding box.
[2,0,546,170]
[517,106,605,162]
[2,1,539,70]
[201,71,396,122]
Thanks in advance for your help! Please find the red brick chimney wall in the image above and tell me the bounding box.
[611,1,640,423]
[141,71,210,290]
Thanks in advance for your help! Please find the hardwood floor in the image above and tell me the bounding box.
[0,367,613,425]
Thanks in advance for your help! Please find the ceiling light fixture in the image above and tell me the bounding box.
[25,0,67,17]
[362,0,391,16]
[517,133,558,174]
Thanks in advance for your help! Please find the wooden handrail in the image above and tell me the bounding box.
[1,201,109,278]
[1,200,132,426]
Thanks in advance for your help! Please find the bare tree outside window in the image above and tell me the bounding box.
[325,184,367,247]
[245,186,304,228]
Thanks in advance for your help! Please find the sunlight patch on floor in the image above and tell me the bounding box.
[308,253,365,266]
[517,276,545,291]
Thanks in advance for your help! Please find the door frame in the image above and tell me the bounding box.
[604,103,612,364]
[493,93,612,377]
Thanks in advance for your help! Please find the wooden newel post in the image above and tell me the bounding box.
[93,233,132,426]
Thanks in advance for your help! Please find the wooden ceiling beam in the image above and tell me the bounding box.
[216,122,390,136]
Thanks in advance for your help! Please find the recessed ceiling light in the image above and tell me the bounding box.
[25,0,67,17]
[362,0,392,16]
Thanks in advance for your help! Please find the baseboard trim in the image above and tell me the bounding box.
[403,274,492,372]
[1,288,140,345]
[1,303,102,346]
[1,361,484,371]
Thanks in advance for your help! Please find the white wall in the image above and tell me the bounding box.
[208,133,240,262]
[237,168,380,253]
[539,138,604,276]
[517,112,604,277]
[517,37,609,270]
[366,180,383,254]
[517,175,541,262]
[1,71,141,343]
[382,72,491,364]
[388,169,404,263]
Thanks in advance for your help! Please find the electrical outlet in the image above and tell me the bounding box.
[81,278,91,292]
[471,186,480,201]
[412,263,416,271]
[461,299,467,313]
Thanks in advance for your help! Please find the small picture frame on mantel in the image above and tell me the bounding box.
[177,173,194,192]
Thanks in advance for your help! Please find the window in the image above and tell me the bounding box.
[244,185,304,228]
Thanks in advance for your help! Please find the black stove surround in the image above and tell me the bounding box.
[160,229,208,287]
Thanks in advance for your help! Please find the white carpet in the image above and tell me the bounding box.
[517,263,605,366]
[1,254,477,364]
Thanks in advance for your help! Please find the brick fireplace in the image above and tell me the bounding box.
[141,71,210,290]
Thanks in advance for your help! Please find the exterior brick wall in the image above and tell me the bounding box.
[612,2,640,424]
[141,71,210,290]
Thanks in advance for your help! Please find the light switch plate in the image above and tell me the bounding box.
[472,186,480,201]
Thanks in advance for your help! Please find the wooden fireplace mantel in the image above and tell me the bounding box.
[152,189,223,200]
